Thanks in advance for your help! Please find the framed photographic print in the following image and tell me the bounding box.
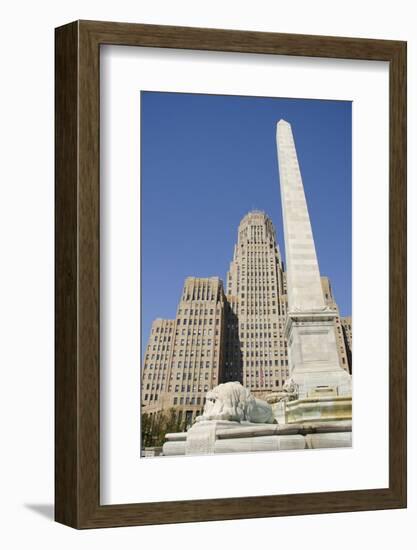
[55,20,406,528]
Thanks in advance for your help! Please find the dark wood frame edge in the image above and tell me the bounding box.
[55,20,407,529]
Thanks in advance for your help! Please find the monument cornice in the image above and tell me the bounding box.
[284,309,338,338]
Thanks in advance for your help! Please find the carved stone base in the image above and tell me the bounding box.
[185,420,239,455]
[285,395,352,424]
[162,419,352,456]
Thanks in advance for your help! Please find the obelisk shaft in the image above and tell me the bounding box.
[276,119,325,313]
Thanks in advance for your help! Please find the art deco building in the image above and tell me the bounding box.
[141,277,226,427]
[224,211,288,397]
[141,318,175,416]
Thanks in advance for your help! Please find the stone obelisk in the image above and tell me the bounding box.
[276,120,351,417]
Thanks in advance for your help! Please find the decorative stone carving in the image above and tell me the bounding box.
[196,381,275,424]
[265,378,299,406]
[291,305,333,314]
[282,378,299,401]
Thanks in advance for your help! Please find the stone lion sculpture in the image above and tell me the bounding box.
[196,381,276,424]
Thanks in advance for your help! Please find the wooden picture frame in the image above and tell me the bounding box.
[55,20,407,528]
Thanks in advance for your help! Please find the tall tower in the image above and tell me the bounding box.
[276,119,351,402]
[226,211,288,396]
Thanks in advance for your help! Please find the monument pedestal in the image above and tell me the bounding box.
[285,311,352,398]
[162,419,351,456]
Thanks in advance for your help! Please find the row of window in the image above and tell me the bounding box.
[182,290,221,301]
[143,383,165,391]
[245,368,289,376]
[152,335,172,343]
[171,384,209,393]
[238,271,278,277]
[239,249,278,255]
[172,377,209,385]
[145,354,170,362]
[150,344,170,351]
[178,308,218,315]
[174,372,216,380]
[243,359,288,367]
[240,284,276,297]
[240,331,280,339]
[240,301,277,307]
[225,367,284,376]
[173,396,203,405]
[241,308,278,315]
[175,338,216,346]
[241,322,281,330]
[144,373,165,380]
[171,361,212,368]
[176,328,217,336]
[243,350,287,358]
[143,394,158,402]
[144,364,168,370]
[173,349,217,358]
[247,380,287,388]
[177,318,219,326]
[240,342,286,350]
[152,326,174,334]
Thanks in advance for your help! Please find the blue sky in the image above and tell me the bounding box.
[141,91,352,357]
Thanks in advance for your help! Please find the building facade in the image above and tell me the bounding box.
[225,211,288,398]
[141,318,175,416]
[141,277,226,428]
[141,212,351,430]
